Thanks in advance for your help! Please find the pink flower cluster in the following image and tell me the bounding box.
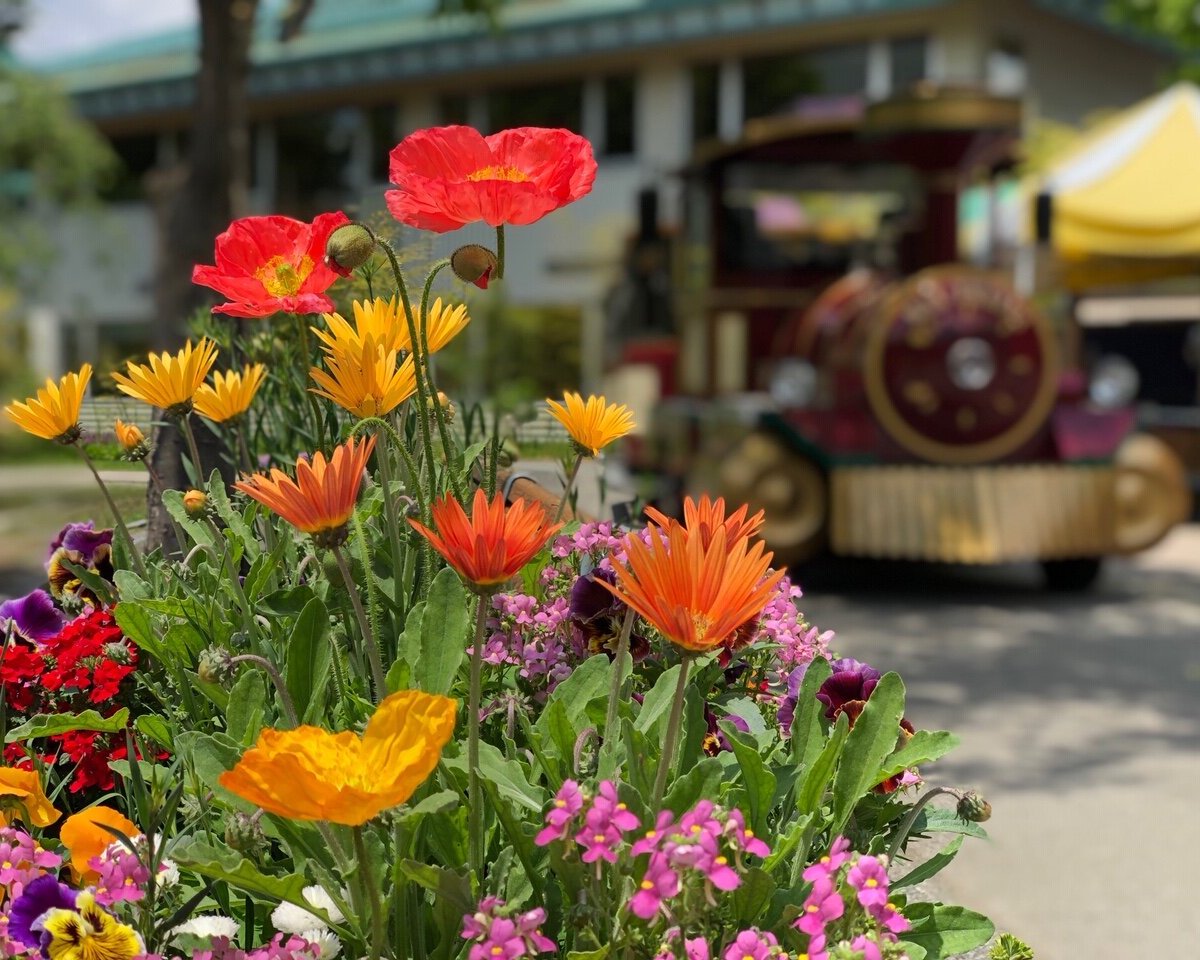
[0,828,63,957]
[549,522,625,562]
[534,780,639,864]
[483,593,573,692]
[142,934,323,960]
[651,927,787,960]
[91,843,151,907]
[795,837,910,960]
[460,897,555,960]
[755,580,833,669]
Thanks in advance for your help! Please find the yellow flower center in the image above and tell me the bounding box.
[715,856,728,865]
[1,861,10,869]
[640,880,654,890]
[554,799,567,808]
[866,878,878,887]
[467,165,530,183]
[490,949,503,958]
[691,612,714,644]
[256,255,314,297]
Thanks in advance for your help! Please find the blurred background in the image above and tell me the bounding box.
[2,0,1200,955]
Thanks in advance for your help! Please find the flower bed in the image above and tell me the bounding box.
[0,125,1024,960]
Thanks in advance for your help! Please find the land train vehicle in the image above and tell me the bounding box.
[631,88,1191,588]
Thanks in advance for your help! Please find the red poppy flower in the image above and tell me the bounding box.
[192,212,350,318]
[385,126,597,232]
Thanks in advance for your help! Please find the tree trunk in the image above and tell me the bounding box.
[145,0,258,553]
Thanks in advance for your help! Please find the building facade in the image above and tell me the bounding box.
[24,0,1174,388]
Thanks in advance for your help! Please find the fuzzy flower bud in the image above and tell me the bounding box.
[114,419,150,460]
[956,789,991,823]
[224,811,267,859]
[427,391,455,423]
[183,489,208,518]
[324,222,376,277]
[197,646,235,686]
[451,244,498,289]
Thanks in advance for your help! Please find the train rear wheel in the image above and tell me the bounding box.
[1041,558,1103,591]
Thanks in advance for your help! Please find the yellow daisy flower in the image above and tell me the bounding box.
[111,339,218,415]
[194,364,267,424]
[545,391,635,457]
[309,337,417,418]
[397,297,471,355]
[3,364,92,443]
[314,296,407,355]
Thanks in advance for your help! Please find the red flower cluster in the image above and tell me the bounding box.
[0,608,158,793]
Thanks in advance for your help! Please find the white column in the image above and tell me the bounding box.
[717,58,743,142]
[582,76,606,153]
[636,63,690,223]
[26,305,64,381]
[866,38,892,100]
[343,108,372,195]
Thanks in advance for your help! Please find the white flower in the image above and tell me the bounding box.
[172,916,240,941]
[272,886,346,935]
[156,858,180,889]
[302,929,342,959]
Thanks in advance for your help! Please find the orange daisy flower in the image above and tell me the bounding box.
[234,435,376,546]
[545,392,635,457]
[644,494,765,549]
[602,521,784,654]
[410,488,562,592]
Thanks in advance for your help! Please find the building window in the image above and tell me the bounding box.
[102,134,157,201]
[988,39,1026,96]
[369,105,398,181]
[275,111,352,218]
[692,62,719,143]
[890,36,928,93]
[743,44,868,120]
[439,94,470,126]
[487,81,583,133]
[604,75,636,155]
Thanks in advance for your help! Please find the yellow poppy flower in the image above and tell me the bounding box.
[0,766,61,828]
[309,337,416,418]
[3,365,92,443]
[397,297,470,355]
[111,339,219,415]
[60,806,138,882]
[218,689,457,825]
[194,364,267,423]
[314,296,407,355]
[545,391,635,457]
[43,891,143,960]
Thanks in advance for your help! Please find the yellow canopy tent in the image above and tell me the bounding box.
[1039,83,1200,288]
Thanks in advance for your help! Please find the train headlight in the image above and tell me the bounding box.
[945,337,997,391]
[1089,355,1139,409]
[769,359,818,408]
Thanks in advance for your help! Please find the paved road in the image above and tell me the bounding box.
[794,529,1200,960]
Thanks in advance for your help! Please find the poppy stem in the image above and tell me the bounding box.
[332,544,388,701]
[468,593,487,882]
[374,424,406,599]
[77,445,147,578]
[419,258,466,504]
[651,656,691,809]
[599,605,636,777]
[495,224,505,280]
[228,654,299,727]
[177,414,206,487]
[884,786,961,864]
[553,453,584,524]
[353,825,386,960]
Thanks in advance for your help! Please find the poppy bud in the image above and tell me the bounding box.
[183,489,208,518]
[451,244,499,289]
[956,789,992,823]
[197,646,235,685]
[324,222,376,277]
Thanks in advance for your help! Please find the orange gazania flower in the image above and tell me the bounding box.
[234,435,376,545]
[645,495,765,549]
[60,805,137,882]
[602,522,784,654]
[219,689,456,826]
[192,212,350,318]
[3,365,92,443]
[545,392,635,457]
[0,766,61,828]
[410,488,563,591]
[386,126,597,232]
[194,364,267,424]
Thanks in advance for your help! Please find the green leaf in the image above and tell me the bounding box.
[134,714,174,751]
[470,742,544,812]
[721,723,777,835]
[565,950,610,960]
[901,902,995,959]
[830,672,905,834]
[731,867,776,925]
[415,568,470,695]
[286,597,332,724]
[394,860,474,915]
[173,839,312,906]
[113,570,150,600]
[163,490,216,547]
[6,708,130,743]
[662,756,723,814]
[909,807,990,841]
[113,603,167,661]
[175,731,251,809]
[396,600,425,673]
[893,835,964,890]
[538,655,611,735]
[877,730,959,782]
[226,671,267,745]
[789,658,832,766]
[480,778,544,900]
[796,712,849,817]
[635,664,682,736]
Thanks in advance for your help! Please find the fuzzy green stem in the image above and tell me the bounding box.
[229,654,299,727]
[374,425,406,596]
[468,594,487,882]
[599,606,636,776]
[495,224,505,280]
[651,656,691,809]
[553,453,584,524]
[419,258,466,503]
[296,315,328,450]
[353,826,385,960]
[332,544,387,701]
[77,446,147,578]
[886,786,959,863]
[177,415,206,487]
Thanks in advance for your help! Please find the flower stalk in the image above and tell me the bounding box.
[553,453,583,524]
[651,656,691,809]
[76,446,147,578]
[467,594,488,882]
[353,825,386,960]
[176,414,206,486]
[332,544,387,701]
[229,654,299,727]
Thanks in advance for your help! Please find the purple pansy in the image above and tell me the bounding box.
[816,658,882,722]
[47,521,113,566]
[8,874,78,950]
[0,589,66,643]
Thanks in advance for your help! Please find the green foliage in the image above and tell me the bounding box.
[990,932,1036,960]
